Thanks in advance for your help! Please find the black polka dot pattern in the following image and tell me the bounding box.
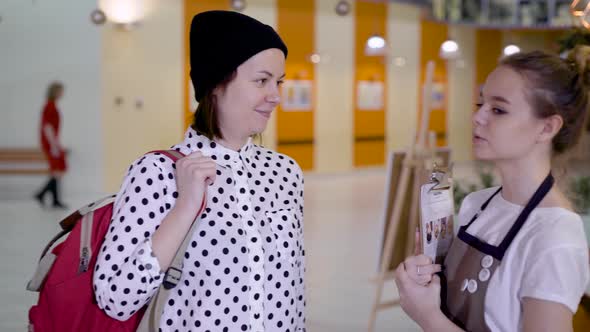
[94,128,306,331]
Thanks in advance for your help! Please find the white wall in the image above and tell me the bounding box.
[0,0,102,196]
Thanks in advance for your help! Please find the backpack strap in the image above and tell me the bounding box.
[28,149,201,298]
[148,149,185,162]
[137,149,208,332]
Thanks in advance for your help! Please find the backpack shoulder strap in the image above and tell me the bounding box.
[137,148,206,332]
[146,149,186,163]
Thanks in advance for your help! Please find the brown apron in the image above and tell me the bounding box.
[441,174,554,332]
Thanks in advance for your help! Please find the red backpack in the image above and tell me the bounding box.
[27,150,185,332]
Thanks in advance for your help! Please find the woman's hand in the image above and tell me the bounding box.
[174,151,216,210]
[393,229,444,329]
[403,229,442,285]
[151,151,216,269]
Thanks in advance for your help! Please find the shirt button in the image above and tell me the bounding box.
[145,263,152,270]
[467,279,478,293]
[481,255,493,268]
[461,279,469,292]
[479,268,491,282]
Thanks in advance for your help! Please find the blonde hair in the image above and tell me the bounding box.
[500,50,590,154]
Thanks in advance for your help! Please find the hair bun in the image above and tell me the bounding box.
[567,45,590,86]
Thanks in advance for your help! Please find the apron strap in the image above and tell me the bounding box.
[460,173,554,261]
[463,187,503,229]
[497,173,554,258]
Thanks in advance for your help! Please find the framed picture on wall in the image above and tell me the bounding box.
[281,79,313,111]
[426,82,446,110]
[357,80,384,111]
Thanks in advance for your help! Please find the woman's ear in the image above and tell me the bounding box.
[212,86,220,98]
[537,114,564,144]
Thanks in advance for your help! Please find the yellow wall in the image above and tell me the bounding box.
[276,0,315,170]
[503,30,565,53]
[314,0,355,172]
[420,20,448,147]
[243,0,279,152]
[447,25,475,163]
[386,4,421,152]
[101,1,571,190]
[475,29,503,99]
[103,1,184,192]
[353,1,387,167]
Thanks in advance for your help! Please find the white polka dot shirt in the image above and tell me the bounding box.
[93,127,306,332]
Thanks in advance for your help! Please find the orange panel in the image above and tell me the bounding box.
[276,144,314,170]
[183,0,230,130]
[544,30,568,53]
[474,28,502,130]
[354,141,386,167]
[475,29,502,88]
[419,20,448,146]
[353,1,387,167]
[276,0,315,170]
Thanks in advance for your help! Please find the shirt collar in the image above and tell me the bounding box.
[179,127,255,169]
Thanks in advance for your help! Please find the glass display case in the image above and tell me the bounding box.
[430,0,575,28]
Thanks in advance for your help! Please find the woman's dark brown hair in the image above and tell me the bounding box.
[191,71,237,140]
[500,47,590,154]
[46,81,64,102]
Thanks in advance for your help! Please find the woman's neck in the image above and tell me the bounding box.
[495,154,552,206]
[216,132,249,151]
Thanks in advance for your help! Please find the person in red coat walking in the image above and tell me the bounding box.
[34,81,67,208]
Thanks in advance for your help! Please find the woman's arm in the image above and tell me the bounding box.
[93,151,214,321]
[151,151,215,269]
[93,154,176,320]
[421,311,465,332]
[522,298,573,332]
[43,124,61,157]
[395,263,464,332]
[295,171,306,330]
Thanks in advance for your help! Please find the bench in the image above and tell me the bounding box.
[0,148,49,175]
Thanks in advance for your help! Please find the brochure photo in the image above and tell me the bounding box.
[420,183,454,264]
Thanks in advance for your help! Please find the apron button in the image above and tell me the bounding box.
[481,255,493,268]
[479,268,491,282]
[461,279,469,292]
[467,279,478,293]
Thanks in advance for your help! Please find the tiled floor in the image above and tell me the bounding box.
[0,169,420,332]
[2,162,589,331]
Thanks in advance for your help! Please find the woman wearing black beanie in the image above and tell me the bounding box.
[94,10,305,332]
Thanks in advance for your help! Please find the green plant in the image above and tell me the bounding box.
[452,164,496,212]
[478,169,495,188]
[453,182,477,212]
[570,176,590,214]
[557,28,590,54]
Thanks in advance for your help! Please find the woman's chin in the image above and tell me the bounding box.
[249,126,267,137]
[473,148,494,161]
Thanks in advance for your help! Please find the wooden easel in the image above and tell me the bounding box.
[368,61,450,331]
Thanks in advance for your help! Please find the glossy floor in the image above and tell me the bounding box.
[0,169,420,332]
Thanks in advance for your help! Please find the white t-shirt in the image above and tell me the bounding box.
[457,187,590,331]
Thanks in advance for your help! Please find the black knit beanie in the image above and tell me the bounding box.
[190,10,288,102]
